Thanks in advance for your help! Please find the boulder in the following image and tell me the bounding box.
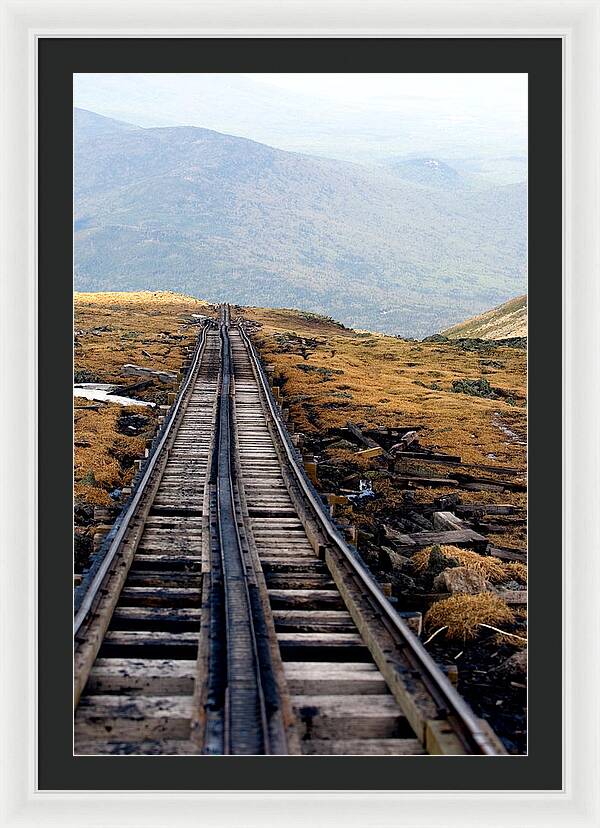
[493,649,527,679]
[388,572,418,594]
[121,364,177,384]
[380,546,411,573]
[428,545,458,576]
[433,566,490,594]
[74,530,93,570]
[118,412,151,435]
[73,499,94,525]
[74,368,101,383]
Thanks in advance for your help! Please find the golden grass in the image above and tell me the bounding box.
[74,404,146,506]
[425,593,515,641]
[411,544,507,583]
[242,304,527,551]
[443,295,527,340]
[503,561,528,584]
[75,290,213,386]
[73,295,527,556]
[242,305,526,470]
[494,632,527,648]
[74,292,216,507]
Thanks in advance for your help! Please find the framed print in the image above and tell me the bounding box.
[1,1,599,826]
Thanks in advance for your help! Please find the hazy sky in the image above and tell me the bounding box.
[244,72,525,112]
[74,72,527,163]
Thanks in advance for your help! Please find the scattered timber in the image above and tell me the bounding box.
[455,504,521,516]
[448,472,527,493]
[488,546,527,564]
[395,528,488,553]
[395,452,522,476]
[108,379,153,396]
[121,364,177,384]
[345,422,393,460]
[392,476,459,488]
[432,511,467,532]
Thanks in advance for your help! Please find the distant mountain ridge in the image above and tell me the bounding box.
[74,108,527,337]
[384,157,465,187]
[442,295,527,340]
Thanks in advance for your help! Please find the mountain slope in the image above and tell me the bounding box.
[442,295,527,340]
[74,108,527,337]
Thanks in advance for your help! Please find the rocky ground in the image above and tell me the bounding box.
[73,291,215,576]
[290,425,528,754]
[73,295,528,753]
[241,305,528,754]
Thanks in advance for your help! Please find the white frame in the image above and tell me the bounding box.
[1,1,598,825]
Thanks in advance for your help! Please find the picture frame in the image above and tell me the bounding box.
[1,0,598,825]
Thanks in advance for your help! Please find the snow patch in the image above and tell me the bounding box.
[74,383,156,408]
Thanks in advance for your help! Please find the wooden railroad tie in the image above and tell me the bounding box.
[304,454,318,485]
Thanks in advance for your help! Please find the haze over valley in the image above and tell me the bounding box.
[74,98,526,337]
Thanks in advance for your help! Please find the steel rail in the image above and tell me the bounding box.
[73,323,211,636]
[214,313,271,754]
[238,321,498,755]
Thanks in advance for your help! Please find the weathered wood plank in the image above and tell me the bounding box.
[432,511,467,531]
[131,554,202,568]
[277,632,364,647]
[301,738,425,755]
[285,661,377,673]
[455,503,522,515]
[74,739,197,755]
[396,451,461,463]
[346,422,392,460]
[119,587,202,607]
[291,694,409,739]
[496,589,527,606]
[273,610,355,633]
[110,607,201,629]
[461,482,505,492]
[284,662,387,695]
[103,630,199,647]
[268,589,345,609]
[393,476,459,488]
[265,574,334,590]
[397,452,522,476]
[125,572,202,588]
[356,446,384,459]
[111,606,201,620]
[402,529,488,551]
[488,546,527,563]
[449,472,527,492]
[86,658,196,695]
[261,559,324,573]
[75,695,193,740]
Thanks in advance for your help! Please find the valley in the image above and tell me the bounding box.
[74,108,526,337]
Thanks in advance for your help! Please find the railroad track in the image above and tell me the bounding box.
[73,306,506,756]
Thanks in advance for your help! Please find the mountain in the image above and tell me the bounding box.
[74,108,527,337]
[74,74,528,165]
[442,295,527,340]
[383,157,465,187]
